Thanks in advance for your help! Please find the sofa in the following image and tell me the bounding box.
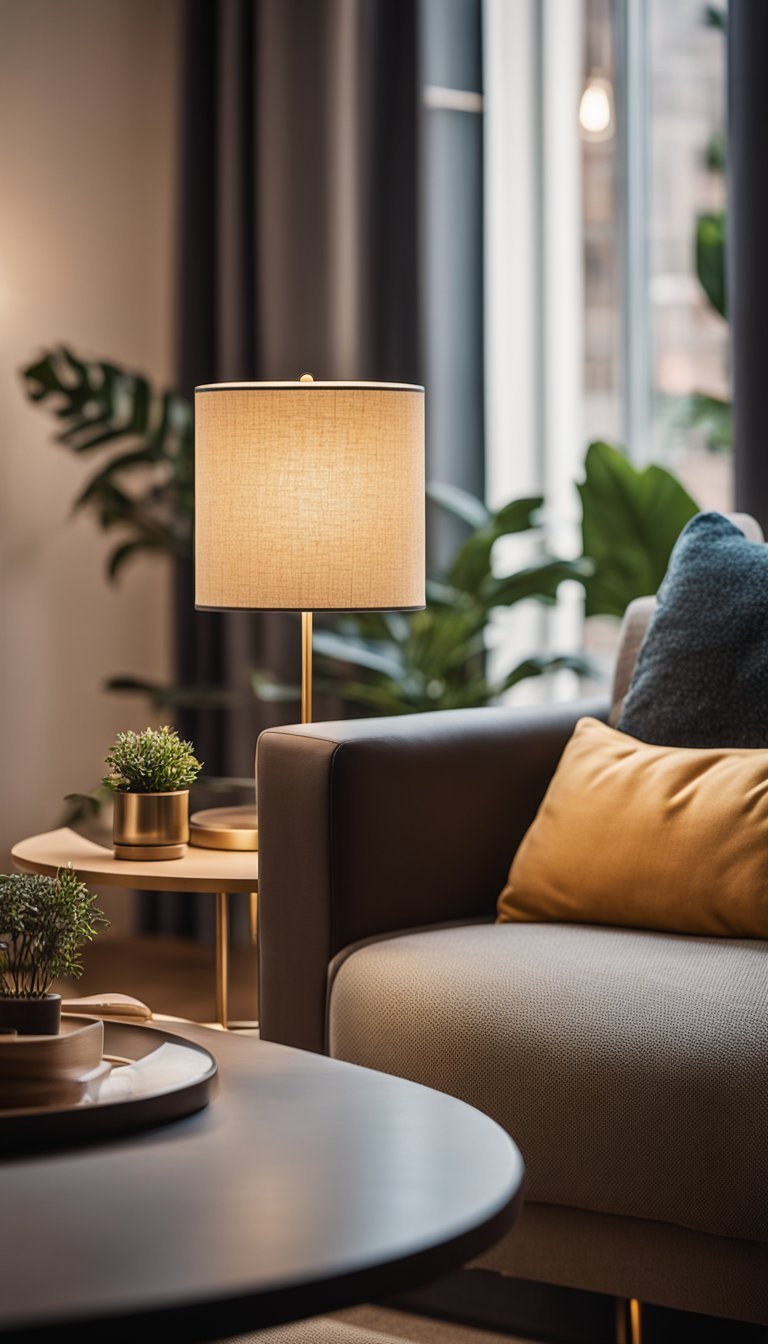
[256,565,768,1330]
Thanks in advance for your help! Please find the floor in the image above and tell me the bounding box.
[55,931,260,1023]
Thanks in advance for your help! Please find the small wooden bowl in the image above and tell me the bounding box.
[0,1016,105,1110]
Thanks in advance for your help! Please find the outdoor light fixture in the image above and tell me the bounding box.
[579,0,614,143]
[579,75,614,141]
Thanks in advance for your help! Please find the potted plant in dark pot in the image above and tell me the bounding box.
[104,725,202,860]
[0,868,106,1035]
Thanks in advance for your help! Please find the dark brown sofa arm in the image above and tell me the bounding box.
[256,697,609,1053]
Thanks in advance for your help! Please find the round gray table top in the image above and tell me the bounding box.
[0,1022,523,1344]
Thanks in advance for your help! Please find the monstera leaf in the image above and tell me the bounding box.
[579,441,699,619]
[445,493,544,593]
[22,346,194,577]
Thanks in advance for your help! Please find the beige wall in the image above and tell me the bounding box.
[0,0,181,925]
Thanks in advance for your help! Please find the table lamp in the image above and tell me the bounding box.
[194,375,425,723]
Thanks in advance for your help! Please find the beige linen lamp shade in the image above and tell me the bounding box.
[194,380,425,612]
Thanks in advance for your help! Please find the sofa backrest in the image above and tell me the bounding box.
[609,512,764,725]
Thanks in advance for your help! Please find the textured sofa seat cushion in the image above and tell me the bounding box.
[496,716,768,938]
[618,511,768,747]
[328,923,768,1241]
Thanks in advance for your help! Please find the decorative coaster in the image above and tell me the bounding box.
[189,806,258,852]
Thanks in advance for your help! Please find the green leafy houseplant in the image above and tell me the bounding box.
[578,440,699,618]
[103,725,202,793]
[0,869,105,998]
[22,346,193,579]
[103,726,202,861]
[254,484,593,714]
[0,869,106,1034]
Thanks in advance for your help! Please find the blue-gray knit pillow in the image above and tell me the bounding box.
[618,512,768,748]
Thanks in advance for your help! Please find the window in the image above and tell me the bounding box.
[647,0,729,509]
[484,0,730,698]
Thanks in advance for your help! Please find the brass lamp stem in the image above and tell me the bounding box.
[299,374,314,725]
[301,611,313,724]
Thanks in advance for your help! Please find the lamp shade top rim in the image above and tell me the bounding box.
[195,380,424,393]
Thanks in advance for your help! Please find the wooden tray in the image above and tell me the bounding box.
[0,1016,105,1108]
[0,1020,217,1151]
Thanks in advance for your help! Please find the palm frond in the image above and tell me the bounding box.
[21,346,194,579]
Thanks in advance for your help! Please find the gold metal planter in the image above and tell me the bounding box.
[112,790,189,861]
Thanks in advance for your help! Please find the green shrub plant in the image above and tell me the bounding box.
[103,725,202,793]
[0,869,106,999]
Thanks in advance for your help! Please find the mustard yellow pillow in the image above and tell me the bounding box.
[497,717,768,937]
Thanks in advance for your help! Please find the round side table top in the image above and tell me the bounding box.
[11,827,258,893]
[0,1022,524,1343]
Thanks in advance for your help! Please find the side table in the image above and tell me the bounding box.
[11,827,258,1029]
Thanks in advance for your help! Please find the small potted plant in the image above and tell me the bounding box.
[0,868,106,1035]
[104,725,202,860]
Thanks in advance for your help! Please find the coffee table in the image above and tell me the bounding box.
[11,827,257,1028]
[0,1022,524,1343]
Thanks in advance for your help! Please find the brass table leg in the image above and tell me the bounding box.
[615,1298,643,1344]
[249,890,259,1029]
[215,891,230,1029]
